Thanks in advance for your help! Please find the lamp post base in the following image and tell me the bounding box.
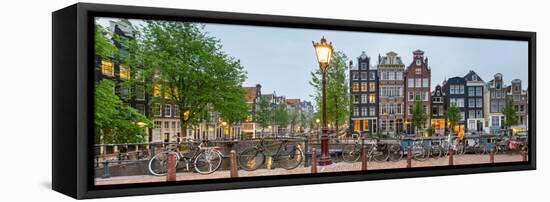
[318,133,332,166]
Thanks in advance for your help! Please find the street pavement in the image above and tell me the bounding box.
[95,154,525,185]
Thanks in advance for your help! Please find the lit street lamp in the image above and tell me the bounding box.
[313,36,333,166]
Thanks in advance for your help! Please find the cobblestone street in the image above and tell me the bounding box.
[95,154,525,185]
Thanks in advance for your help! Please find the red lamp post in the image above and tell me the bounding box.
[313,36,333,166]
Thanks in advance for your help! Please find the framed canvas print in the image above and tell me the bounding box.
[52,3,536,199]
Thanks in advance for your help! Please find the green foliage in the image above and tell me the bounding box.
[445,103,461,134]
[94,23,118,58]
[411,100,427,134]
[95,80,152,144]
[273,104,290,131]
[502,96,518,128]
[309,51,350,129]
[122,20,248,137]
[255,96,273,130]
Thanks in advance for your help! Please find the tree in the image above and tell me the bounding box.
[273,104,290,135]
[445,104,461,135]
[94,23,118,58]
[255,96,272,137]
[502,96,518,135]
[411,100,427,135]
[95,80,152,144]
[309,51,350,135]
[124,20,248,140]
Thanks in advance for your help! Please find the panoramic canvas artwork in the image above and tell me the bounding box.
[93,17,530,185]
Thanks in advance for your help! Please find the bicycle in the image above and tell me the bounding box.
[237,138,303,171]
[148,140,223,176]
[342,137,398,162]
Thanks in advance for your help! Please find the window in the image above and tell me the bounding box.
[460,112,465,121]
[469,110,475,119]
[361,94,367,103]
[422,79,429,88]
[476,110,483,118]
[520,105,524,112]
[118,86,130,99]
[469,99,475,108]
[416,59,421,66]
[174,105,180,117]
[361,107,368,116]
[352,72,359,80]
[353,107,359,116]
[363,120,369,130]
[369,82,376,91]
[468,87,476,96]
[119,64,130,79]
[388,71,395,80]
[395,72,403,80]
[361,82,367,92]
[164,104,172,117]
[369,72,376,80]
[415,68,421,75]
[353,83,359,92]
[354,120,361,131]
[450,98,464,107]
[491,116,500,127]
[369,94,375,103]
[361,72,368,80]
[101,60,114,76]
[154,103,161,117]
[491,101,498,113]
[135,85,145,100]
[361,63,367,70]
[154,83,161,97]
[135,104,145,115]
[353,95,360,104]
[476,87,482,96]
[369,107,375,116]
[164,121,170,129]
[408,92,414,101]
[476,98,482,108]
[408,78,414,88]
[495,91,502,98]
[415,79,421,88]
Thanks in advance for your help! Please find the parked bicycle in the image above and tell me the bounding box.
[341,137,400,162]
[238,138,303,171]
[148,140,223,176]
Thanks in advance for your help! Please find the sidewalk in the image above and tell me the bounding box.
[95,154,525,185]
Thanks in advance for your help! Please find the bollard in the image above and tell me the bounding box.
[406,148,412,168]
[361,145,367,171]
[521,151,527,162]
[101,160,110,179]
[166,152,177,182]
[230,150,239,178]
[303,137,309,167]
[311,148,317,173]
[448,147,454,166]
[490,149,495,163]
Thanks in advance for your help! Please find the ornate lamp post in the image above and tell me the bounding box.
[313,36,333,166]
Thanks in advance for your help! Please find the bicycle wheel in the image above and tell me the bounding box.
[194,149,223,174]
[431,146,442,159]
[388,144,403,162]
[238,147,265,171]
[455,143,465,155]
[372,145,389,162]
[412,145,428,161]
[276,146,303,170]
[148,152,179,176]
[342,144,361,162]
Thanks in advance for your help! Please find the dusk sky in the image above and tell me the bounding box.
[97,18,529,103]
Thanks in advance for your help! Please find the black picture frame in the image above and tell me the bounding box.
[52,3,536,199]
